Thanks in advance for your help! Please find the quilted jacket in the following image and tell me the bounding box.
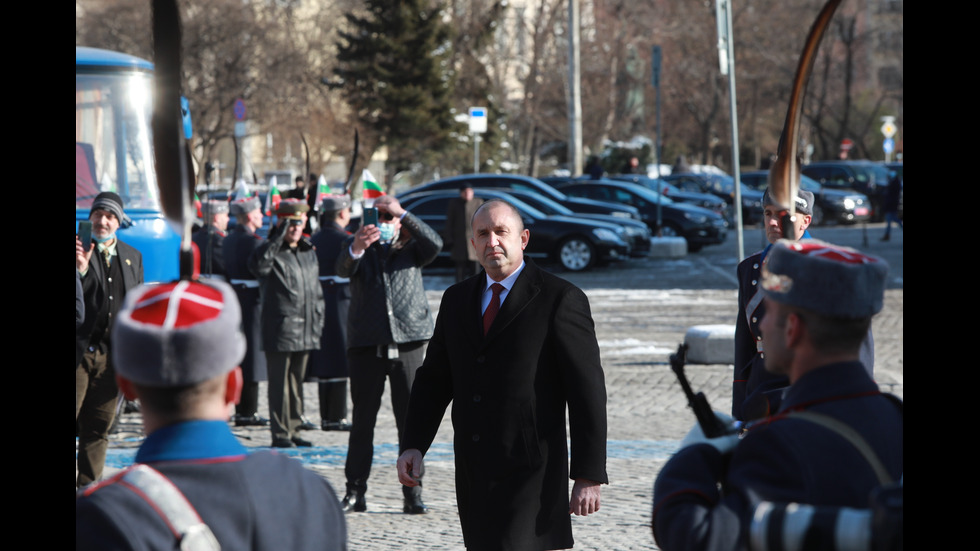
[337,213,442,348]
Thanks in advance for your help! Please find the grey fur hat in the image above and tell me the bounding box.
[230,196,261,216]
[761,239,888,318]
[320,194,351,212]
[762,187,815,216]
[112,279,246,387]
[202,199,230,216]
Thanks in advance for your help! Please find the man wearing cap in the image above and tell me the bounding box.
[733,188,814,422]
[192,199,230,278]
[445,184,483,283]
[309,195,354,432]
[75,279,347,550]
[75,191,144,488]
[652,239,903,551]
[336,194,442,514]
[249,199,325,448]
[734,188,876,421]
[224,196,269,427]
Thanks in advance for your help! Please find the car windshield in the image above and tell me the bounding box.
[625,185,673,205]
[76,71,160,211]
[506,191,575,216]
[800,175,821,193]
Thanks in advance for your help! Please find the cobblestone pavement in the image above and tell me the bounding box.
[98,223,902,550]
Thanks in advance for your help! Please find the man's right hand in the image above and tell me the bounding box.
[76,235,93,273]
[397,449,425,487]
[351,223,381,255]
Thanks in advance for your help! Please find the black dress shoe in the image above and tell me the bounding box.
[271,438,295,448]
[297,417,318,431]
[341,490,366,513]
[403,495,428,515]
[233,414,269,427]
[290,436,313,447]
[321,419,353,431]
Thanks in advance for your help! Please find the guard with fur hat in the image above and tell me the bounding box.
[733,187,875,421]
[248,199,325,448]
[309,195,355,432]
[192,199,230,278]
[652,239,902,551]
[76,191,144,488]
[75,279,346,550]
[224,196,269,427]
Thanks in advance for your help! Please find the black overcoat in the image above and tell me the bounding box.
[403,259,608,551]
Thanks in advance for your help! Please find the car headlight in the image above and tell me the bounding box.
[683,212,708,223]
[611,211,633,219]
[592,228,624,243]
[842,198,855,209]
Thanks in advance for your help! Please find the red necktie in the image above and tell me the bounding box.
[483,283,504,335]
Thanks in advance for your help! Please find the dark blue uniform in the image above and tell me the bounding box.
[76,420,346,550]
[733,250,784,421]
[223,226,268,384]
[309,223,352,382]
[654,361,902,551]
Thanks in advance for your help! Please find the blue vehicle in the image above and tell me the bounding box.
[76,46,181,283]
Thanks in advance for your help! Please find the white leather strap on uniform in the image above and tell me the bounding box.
[121,464,221,551]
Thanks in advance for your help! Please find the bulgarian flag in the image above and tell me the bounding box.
[362,169,385,200]
[313,174,331,212]
[233,178,252,200]
[264,176,282,216]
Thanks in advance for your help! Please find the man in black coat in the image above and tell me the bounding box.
[397,199,608,551]
[75,191,144,488]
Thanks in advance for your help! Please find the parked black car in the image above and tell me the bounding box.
[801,160,890,221]
[473,187,652,257]
[398,189,632,272]
[405,173,643,221]
[739,171,871,226]
[662,172,765,226]
[604,174,730,224]
[550,179,727,252]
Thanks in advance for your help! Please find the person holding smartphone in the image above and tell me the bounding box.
[75,191,144,488]
[335,195,442,514]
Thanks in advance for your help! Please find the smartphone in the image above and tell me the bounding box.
[363,207,378,227]
[78,221,92,252]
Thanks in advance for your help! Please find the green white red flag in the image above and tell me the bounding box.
[362,169,385,200]
[264,176,281,216]
[313,174,331,212]
[233,178,252,201]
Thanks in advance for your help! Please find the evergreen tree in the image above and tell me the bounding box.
[333,0,455,184]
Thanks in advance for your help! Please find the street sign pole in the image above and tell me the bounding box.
[469,107,487,173]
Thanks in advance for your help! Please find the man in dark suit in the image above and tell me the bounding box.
[76,191,144,488]
[397,199,608,551]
